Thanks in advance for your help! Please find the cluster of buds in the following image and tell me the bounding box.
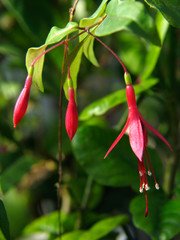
[104,73,172,217]
[13,67,78,141]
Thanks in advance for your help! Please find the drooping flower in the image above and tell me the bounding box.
[104,73,172,217]
[65,87,78,141]
[13,74,32,128]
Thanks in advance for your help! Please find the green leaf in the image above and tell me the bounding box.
[141,12,169,80]
[1,155,37,193]
[82,35,99,67]
[79,0,108,38]
[0,199,10,240]
[72,125,162,189]
[144,0,180,28]
[45,22,78,45]
[80,215,129,240]
[72,125,138,187]
[80,78,158,121]
[63,42,83,100]
[117,32,147,75]
[26,45,46,92]
[23,211,77,236]
[61,230,84,240]
[95,0,160,46]
[130,190,166,240]
[130,192,180,240]
[26,22,78,92]
[58,215,129,240]
[79,0,108,66]
[160,198,180,240]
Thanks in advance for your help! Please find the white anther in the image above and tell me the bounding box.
[148,170,152,176]
[155,183,160,190]
[145,184,150,191]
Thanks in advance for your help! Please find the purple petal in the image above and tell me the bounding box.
[104,118,129,159]
[129,111,144,161]
[140,115,173,151]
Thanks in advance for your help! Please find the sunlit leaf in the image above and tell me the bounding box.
[144,0,180,28]
[26,45,46,92]
[26,22,79,92]
[80,78,158,121]
[62,42,84,100]
[23,211,77,236]
[79,215,129,240]
[95,0,160,46]
[141,13,169,80]
[45,22,78,45]
[79,0,108,66]
[82,34,99,67]
[56,215,129,240]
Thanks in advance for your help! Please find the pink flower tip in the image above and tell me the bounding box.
[65,88,78,141]
[13,75,32,127]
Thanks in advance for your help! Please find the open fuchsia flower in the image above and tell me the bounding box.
[104,73,172,217]
[13,66,34,128]
[65,82,78,141]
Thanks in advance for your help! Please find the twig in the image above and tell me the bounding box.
[57,0,80,239]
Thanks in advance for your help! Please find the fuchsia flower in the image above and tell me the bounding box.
[13,74,32,128]
[65,87,78,141]
[104,73,172,217]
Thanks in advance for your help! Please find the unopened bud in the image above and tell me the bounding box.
[65,88,78,141]
[13,75,32,128]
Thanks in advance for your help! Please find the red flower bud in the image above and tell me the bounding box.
[65,88,78,141]
[13,75,32,128]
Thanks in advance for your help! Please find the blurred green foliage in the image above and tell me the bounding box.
[0,0,180,240]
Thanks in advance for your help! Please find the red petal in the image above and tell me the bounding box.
[129,111,144,161]
[104,118,129,159]
[139,115,173,151]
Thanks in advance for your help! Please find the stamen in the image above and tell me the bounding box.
[144,149,151,176]
[155,183,160,190]
[145,147,158,184]
[138,160,143,192]
[144,190,148,217]
[139,186,143,193]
